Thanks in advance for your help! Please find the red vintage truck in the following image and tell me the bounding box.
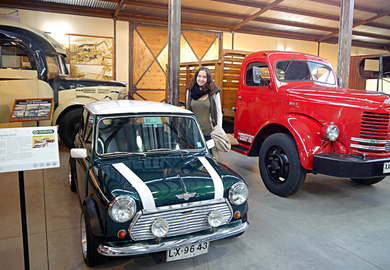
[232,51,390,197]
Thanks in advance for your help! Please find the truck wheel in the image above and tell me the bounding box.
[68,157,77,192]
[259,133,306,197]
[59,108,83,149]
[81,205,107,267]
[350,177,385,185]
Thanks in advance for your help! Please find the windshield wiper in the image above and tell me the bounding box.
[104,151,146,158]
[147,148,189,155]
[284,55,295,77]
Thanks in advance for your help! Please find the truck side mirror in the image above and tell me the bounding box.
[253,66,261,84]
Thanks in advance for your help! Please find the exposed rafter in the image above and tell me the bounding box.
[318,9,390,42]
[0,0,388,51]
[230,0,285,31]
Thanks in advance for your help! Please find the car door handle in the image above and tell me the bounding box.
[238,96,242,100]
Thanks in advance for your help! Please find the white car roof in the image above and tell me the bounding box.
[86,100,193,116]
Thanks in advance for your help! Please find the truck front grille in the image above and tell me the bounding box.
[350,112,390,153]
[129,199,232,241]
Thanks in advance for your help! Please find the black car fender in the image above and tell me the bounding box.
[84,196,104,237]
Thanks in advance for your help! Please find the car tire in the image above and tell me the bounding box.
[350,177,385,185]
[81,205,107,267]
[259,133,306,197]
[59,108,83,149]
[68,157,77,192]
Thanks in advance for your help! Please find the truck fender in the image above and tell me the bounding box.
[254,115,323,170]
[84,196,104,237]
[52,97,99,125]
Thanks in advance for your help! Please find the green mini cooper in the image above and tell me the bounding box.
[69,100,249,266]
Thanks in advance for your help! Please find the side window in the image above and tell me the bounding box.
[83,114,94,155]
[79,110,93,155]
[45,55,60,80]
[245,62,270,87]
[0,45,32,69]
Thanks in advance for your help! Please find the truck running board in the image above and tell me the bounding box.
[231,145,249,154]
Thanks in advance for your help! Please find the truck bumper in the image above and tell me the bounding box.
[312,153,390,178]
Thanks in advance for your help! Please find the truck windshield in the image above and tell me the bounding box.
[275,60,336,85]
[95,115,205,155]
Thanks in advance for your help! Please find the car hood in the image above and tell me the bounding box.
[285,84,390,107]
[95,154,242,209]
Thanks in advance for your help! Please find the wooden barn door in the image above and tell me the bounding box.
[130,24,221,102]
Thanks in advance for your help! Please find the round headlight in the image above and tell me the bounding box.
[320,123,340,142]
[229,182,249,205]
[326,124,339,141]
[208,210,224,228]
[151,218,169,238]
[108,195,136,223]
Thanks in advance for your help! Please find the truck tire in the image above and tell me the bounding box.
[259,133,306,197]
[59,108,83,149]
[81,205,107,267]
[350,177,385,185]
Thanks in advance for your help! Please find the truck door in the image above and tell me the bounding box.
[235,61,272,143]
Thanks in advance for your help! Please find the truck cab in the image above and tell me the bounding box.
[233,51,390,197]
[0,19,128,148]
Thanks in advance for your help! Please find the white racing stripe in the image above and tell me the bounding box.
[198,157,224,199]
[112,163,156,209]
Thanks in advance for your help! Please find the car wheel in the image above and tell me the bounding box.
[59,108,83,149]
[350,177,385,185]
[259,133,306,197]
[68,157,77,192]
[81,205,107,267]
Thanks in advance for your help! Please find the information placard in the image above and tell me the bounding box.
[9,98,53,122]
[0,127,60,173]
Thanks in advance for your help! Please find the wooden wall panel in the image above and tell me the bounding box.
[133,90,165,102]
[183,31,218,61]
[133,31,154,84]
[137,62,166,90]
[136,27,168,57]
[132,25,222,102]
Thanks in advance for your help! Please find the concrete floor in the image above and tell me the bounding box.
[1,145,390,270]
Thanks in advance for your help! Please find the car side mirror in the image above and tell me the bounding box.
[253,66,261,84]
[71,148,87,158]
[206,139,215,149]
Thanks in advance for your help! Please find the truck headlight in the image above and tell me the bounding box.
[108,195,136,223]
[229,182,249,205]
[320,123,339,142]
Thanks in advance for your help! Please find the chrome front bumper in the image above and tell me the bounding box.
[98,221,249,257]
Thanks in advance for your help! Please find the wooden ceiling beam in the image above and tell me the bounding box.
[113,0,126,18]
[318,9,390,42]
[309,0,390,16]
[230,0,285,31]
[1,0,387,50]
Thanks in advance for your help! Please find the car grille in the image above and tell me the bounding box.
[350,112,390,153]
[129,199,232,241]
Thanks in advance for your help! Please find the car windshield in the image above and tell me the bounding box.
[275,60,336,85]
[95,115,205,155]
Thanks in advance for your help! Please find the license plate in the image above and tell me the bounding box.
[384,162,390,173]
[166,242,209,262]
